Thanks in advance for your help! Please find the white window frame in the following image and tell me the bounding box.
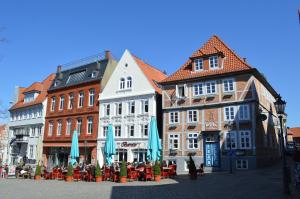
[176,84,188,98]
[239,130,252,149]
[209,55,218,69]
[236,159,248,170]
[225,131,237,150]
[194,58,203,71]
[115,126,121,137]
[206,81,217,95]
[51,97,56,112]
[187,110,198,123]
[141,124,148,137]
[126,76,132,89]
[224,106,236,121]
[128,101,135,115]
[193,82,205,97]
[76,118,82,135]
[66,119,71,136]
[119,78,125,90]
[169,134,180,150]
[48,122,53,136]
[68,93,74,109]
[59,95,64,110]
[128,125,134,137]
[238,104,250,120]
[223,79,235,93]
[187,133,199,149]
[78,91,84,108]
[141,99,149,114]
[169,111,180,124]
[103,126,108,137]
[87,117,93,134]
[88,88,95,107]
[29,145,34,159]
[115,102,122,116]
[104,104,110,117]
[57,120,62,136]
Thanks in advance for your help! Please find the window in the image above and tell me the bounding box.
[37,126,42,136]
[126,77,132,88]
[141,124,148,137]
[31,127,36,137]
[115,149,127,162]
[187,133,199,149]
[128,101,135,115]
[78,91,84,108]
[176,84,187,98]
[51,97,56,112]
[119,78,125,90]
[115,103,122,116]
[76,118,82,135]
[133,149,147,163]
[236,159,248,170]
[194,58,203,71]
[187,110,198,123]
[68,93,74,109]
[193,83,204,96]
[115,126,121,137]
[88,89,95,106]
[59,95,64,110]
[209,55,218,69]
[239,130,251,149]
[66,119,71,136]
[206,81,217,95]
[104,104,110,117]
[223,79,235,92]
[141,99,149,114]
[169,112,179,124]
[169,134,179,149]
[225,131,237,149]
[29,145,34,159]
[224,106,235,121]
[87,117,93,134]
[57,120,62,136]
[32,110,35,119]
[238,105,250,120]
[103,126,108,137]
[91,71,97,78]
[128,125,134,137]
[48,122,53,136]
[54,81,59,87]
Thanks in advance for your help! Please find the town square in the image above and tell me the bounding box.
[0,1,300,198]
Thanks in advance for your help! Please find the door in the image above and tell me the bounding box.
[205,142,220,167]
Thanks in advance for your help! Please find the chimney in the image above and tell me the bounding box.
[243,58,247,62]
[105,50,111,60]
[56,65,62,74]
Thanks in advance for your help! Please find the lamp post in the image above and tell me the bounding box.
[274,95,290,195]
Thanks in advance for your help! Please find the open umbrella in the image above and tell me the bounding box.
[70,130,79,165]
[104,124,116,166]
[147,117,162,162]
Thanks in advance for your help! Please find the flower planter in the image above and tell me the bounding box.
[154,175,161,182]
[120,176,127,183]
[65,176,73,182]
[34,175,41,180]
[95,176,102,182]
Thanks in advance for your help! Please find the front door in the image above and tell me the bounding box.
[204,133,220,167]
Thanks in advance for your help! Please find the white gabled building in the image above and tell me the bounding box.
[8,74,55,165]
[97,50,166,166]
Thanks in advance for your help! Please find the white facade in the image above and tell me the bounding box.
[8,99,47,165]
[97,50,159,166]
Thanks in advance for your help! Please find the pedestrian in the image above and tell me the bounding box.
[4,164,9,179]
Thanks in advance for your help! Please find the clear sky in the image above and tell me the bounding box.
[0,0,299,126]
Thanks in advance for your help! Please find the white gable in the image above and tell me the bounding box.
[100,50,155,100]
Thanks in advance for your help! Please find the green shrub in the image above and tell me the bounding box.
[67,164,73,177]
[153,161,161,176]
[35,164,41,176]
[120,161,127,177]
[95,162,102,177]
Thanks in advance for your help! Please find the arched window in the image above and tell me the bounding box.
[126,76,132,88]
[120,78,125,90]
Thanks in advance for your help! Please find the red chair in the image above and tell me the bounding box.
[112,171,119,182]
[73,169,81,181]
[84,171,94,182]
[103,168,111,181]
[43,170,53,180]
[56,169,64,180]
[168,165,177,178]
[144,167,153,181]
[127,168,138,181]
[161,167,169,179]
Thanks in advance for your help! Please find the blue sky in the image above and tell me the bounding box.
[0,0,299,126]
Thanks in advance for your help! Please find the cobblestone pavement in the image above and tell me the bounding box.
[0,164,299,199]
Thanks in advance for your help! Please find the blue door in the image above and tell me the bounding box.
[205,142,220,167]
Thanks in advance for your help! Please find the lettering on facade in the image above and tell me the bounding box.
[205,112,217,129]
[120,142,139,148]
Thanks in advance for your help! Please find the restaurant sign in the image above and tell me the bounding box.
[120,142,139,148]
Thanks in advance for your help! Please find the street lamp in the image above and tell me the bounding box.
[274,95,290,195]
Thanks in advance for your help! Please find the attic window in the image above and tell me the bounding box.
[209,56,218,69]
[194,58,203,71]
[91,71,97,78]
[125,63,128,67]
[54,81,59,87]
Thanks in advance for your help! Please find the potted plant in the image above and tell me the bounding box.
[188,155,197,180]
[153,161,161,182]
[65,164,73,182]
[95,162,102,182]
[34,164,41,180]
[119,161,127,183]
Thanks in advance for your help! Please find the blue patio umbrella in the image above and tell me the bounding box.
[104,124,116,166]
[70,130,79,165]
[147,117,162,162]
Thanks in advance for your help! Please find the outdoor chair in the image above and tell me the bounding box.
[161,167,169,179]
[73,169,81,181]
[168,165,177,178]
[43,170,53,180]
[144,167,153,181]
[103,168,111,181]
[127,168,138,181]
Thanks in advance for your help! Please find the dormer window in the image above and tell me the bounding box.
[209,55,218,69]
[194,58,203,71]
[91,71,97,78]
[24,93,36,103]
[54,81,59,87]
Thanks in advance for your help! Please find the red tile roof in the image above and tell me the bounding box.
[132,54,167,94]
[289,127,300,138]
[160,35,252,83]
[9,74,56,110]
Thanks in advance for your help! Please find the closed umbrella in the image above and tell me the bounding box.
[104,124,116,166]
[70,130,79,166]
[147,117,162,162]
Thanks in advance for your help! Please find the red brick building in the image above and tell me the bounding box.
[43,52,117,167]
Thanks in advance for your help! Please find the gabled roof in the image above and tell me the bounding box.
[9,74,56,111]
[132,54,167,94]
[289,127,300,138]
[160,35,252,83]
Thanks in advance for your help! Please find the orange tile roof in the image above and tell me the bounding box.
[9,73,56,110]
[132,54,167,94]
[289,127,300,138]
[160,35,252,83]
